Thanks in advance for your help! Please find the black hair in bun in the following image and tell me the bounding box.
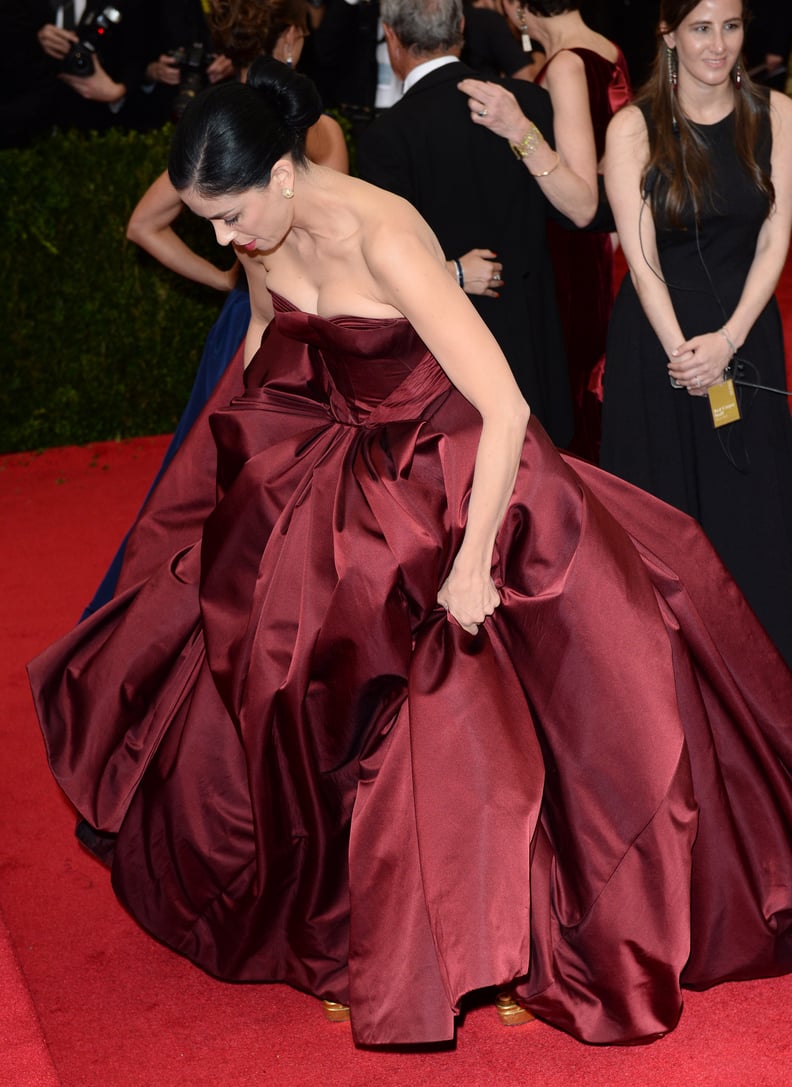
[246,55,323,134]
[168,57,323,197]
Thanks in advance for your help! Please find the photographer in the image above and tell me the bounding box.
[34,0,150,131]
[135,0,234,128]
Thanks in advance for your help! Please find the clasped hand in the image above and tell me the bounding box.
[668,331,733,395]
[460,249,503,297]
[437,563,501,635]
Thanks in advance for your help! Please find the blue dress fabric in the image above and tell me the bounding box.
[82,287,251,617]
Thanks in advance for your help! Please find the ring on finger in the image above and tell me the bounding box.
[492,271,501,282]
[478,107,488,117]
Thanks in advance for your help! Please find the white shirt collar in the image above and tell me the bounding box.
[403,55,459,95]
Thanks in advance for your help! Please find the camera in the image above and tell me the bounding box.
[62,6,123,77]
[167,42,212,120]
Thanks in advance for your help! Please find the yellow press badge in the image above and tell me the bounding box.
[708,379,740,428]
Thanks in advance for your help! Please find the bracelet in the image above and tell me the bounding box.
[453,258,464,288]
[509,121,543,160]
[529,150,561,177]
[719,326,737,356]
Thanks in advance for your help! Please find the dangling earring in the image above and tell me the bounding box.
[286,48,293,68]
[282,187,294,199]
[666,45,678,89]
[666,46,679,133]
[517,6,532,53]
[734,61,742,88]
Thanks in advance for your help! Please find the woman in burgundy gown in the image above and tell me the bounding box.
[460,0,632,460]
[29,53,792,1049]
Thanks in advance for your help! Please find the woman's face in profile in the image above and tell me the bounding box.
[181,179,293,256]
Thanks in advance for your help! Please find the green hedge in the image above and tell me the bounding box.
[0,126,229,453]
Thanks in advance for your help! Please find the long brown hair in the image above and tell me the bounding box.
[634,0,773,227]
[209,0,309,70]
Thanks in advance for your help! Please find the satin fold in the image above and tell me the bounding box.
[29,292,792,1047]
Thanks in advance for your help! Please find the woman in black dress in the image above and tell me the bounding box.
[601,0,792,667]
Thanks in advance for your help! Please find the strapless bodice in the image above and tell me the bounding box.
[247,291,454,425]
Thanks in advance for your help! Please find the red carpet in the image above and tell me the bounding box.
[2,439,792,1085]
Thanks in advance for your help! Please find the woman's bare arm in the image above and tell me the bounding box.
[127,171,238,291]
[305,114,350,174]
[242,259,274,367]
[605,106,689,365]
[365,209,530,633]
[458,71,598,226]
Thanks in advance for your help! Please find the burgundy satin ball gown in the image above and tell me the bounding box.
[29,292,792,1047]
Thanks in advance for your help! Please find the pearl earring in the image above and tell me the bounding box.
[282,187,294,199]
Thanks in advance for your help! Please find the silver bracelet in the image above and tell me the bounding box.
[719,326,737,356]
[453,258,464,288]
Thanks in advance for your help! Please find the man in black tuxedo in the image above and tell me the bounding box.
[133,0,234,129]
[30,0,150,133]
[357,0,573,446]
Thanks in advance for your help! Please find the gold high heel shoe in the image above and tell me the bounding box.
[321,1000,351,1023]
[495,990,535,1026]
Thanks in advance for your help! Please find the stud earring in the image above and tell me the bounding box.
[282,187,294,199]
[517,6,532,53]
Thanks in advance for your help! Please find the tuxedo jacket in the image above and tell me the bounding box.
[358,60,572,446]
[31,0,151,131]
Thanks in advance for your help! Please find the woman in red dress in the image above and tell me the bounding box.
[29,43,792,1050]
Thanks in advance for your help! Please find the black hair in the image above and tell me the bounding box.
[168,56,322,196]
[523,1,580,14]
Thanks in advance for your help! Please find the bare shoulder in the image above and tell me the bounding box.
[306,114,349,171]
[541,48,586,86]
[606,103,649,164]
[769,88,792,130]
[315,111,344,137]
[352,175,441,248]
[607,102,647,140]
[363,203,445,273]
[767,92,792,195]
[355,188,445,285]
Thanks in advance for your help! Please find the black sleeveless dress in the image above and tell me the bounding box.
[601,104,792,667]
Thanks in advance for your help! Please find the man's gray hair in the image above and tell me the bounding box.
[380,0,464,56]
